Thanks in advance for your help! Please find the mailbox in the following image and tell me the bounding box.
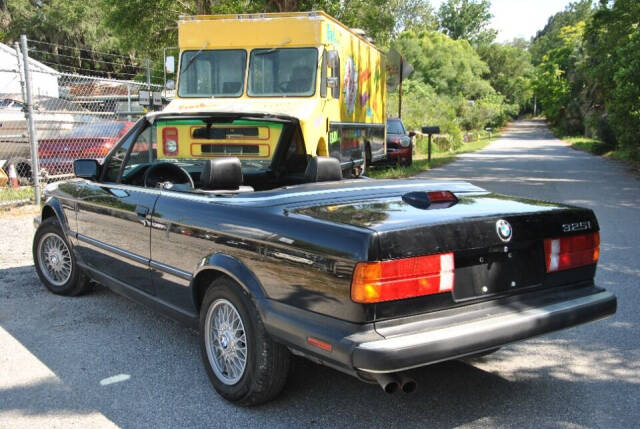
[421,125,440,162]
[422,126,440,135]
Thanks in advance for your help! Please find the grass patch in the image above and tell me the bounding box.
[566,136,613,155]
[565,136,640,168]
[0,186,35,203]
[369,133,499,179]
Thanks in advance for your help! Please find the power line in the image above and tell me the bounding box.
[35,59,144,78]
[35,57,164,80]
[27,38,139,61]
[28,48,144,69]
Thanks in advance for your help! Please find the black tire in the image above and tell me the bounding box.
[33,217,90,296]
[199,277,290,406]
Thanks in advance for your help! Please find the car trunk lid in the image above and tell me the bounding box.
[294,189,599,321]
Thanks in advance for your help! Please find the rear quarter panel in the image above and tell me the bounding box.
[150,192,375,322]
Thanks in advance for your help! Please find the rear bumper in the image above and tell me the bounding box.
[354,288,616,373]
[263,285,616,377]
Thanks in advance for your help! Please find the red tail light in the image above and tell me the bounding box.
[351,253,455,303]
[426,191,457,203]
[162,127,179,156]
[544,232,600,273]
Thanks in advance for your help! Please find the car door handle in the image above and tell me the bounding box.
[135,205,149,218]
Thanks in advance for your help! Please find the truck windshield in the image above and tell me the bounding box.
[178,50,247,97]
[248,48,318,97]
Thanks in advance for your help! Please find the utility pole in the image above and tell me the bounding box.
[398,60,403,119]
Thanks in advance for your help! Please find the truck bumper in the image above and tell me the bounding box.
[354,287,616,373]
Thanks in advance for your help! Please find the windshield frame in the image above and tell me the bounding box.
[100,113,300,185]
[247,47,319,98]
[177,49,248,99]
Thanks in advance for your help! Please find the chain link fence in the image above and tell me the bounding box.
[0,36,166,207]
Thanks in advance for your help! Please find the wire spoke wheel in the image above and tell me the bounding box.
[204,298,248,385]
[37,232,72,286]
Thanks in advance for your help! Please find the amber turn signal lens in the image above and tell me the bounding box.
[351,253,455,304]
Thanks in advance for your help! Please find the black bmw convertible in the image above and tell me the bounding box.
[32,111,616,405]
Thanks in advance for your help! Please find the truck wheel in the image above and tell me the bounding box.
[33,217,90,296]
[351,147,368,178]
[200,277,290,406]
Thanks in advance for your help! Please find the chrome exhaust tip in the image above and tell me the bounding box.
[373,373,400,394]
[398,373,417,393]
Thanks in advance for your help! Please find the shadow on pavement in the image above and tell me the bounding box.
[1,261,638,428]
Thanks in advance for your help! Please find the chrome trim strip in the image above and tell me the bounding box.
[76,233,149,265]
[150,260,193,281]
[356,291,615,372]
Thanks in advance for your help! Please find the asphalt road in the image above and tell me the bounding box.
[1,119,639,428]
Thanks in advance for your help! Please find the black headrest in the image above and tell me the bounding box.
[200,157,243,190]
[304,156,342,182]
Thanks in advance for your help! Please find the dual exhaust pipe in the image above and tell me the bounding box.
[373,372,417,394]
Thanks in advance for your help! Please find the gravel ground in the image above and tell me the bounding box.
[1,119,639,428]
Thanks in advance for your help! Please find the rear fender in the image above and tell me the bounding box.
[192,253,267,309]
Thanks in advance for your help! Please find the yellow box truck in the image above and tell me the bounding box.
[164,11,386,176]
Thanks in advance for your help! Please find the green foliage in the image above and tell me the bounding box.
[585,0,640,159]
[388,79,466,148]
[393,31,494,99]
[477,42,534,109]
[389,29,529,149]
[97,0,437,62]
[532,0,640,159]
[437,0,496,45]
[532,22,586,133]
[530,0,592,65]
[4,0,115,49]
[3,0,135,78]
[390,0,438,34]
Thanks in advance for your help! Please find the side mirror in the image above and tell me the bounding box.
[327,50,339,69]
[166,79,175,90]
[327,77,339,89]
[73,159,100,181]
[408,131,416,138]
[165,55,175,74]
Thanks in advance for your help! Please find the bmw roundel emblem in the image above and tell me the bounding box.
[496,219,512,242]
